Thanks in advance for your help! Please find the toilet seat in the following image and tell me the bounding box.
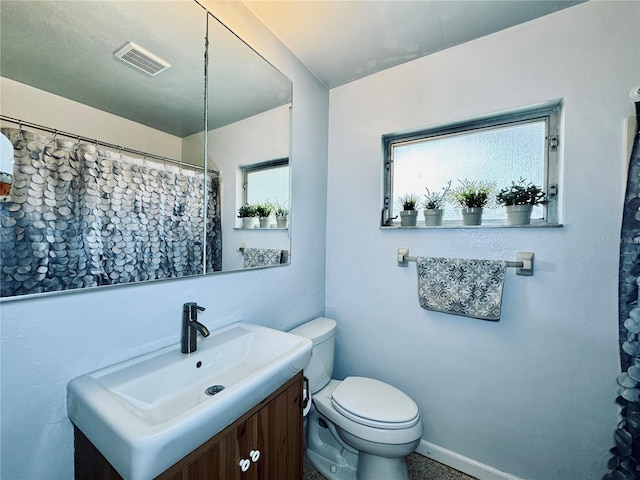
[313,379,423,446]
[331,377,420,430]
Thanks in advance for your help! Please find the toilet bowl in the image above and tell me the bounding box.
[290,318,423,480]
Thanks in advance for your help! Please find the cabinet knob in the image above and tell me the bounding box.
[239,458,251,472]
[250,449,260,462]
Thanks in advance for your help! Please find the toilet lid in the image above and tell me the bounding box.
[331,377,420,430]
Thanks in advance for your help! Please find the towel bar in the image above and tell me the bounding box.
[397,248,534,276]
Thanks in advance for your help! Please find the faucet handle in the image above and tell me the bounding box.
[183,302,205,313]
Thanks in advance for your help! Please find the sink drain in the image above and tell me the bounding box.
[205,385,225,396]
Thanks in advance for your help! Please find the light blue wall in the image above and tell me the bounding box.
[325,2,639,480]
[0,3,329,479]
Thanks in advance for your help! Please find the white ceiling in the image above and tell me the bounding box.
[244,0,585,89]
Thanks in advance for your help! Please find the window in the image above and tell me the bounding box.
[382,102,560,227]
[243,158,289,207]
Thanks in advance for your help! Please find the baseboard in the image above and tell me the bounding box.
[415,439,525,480]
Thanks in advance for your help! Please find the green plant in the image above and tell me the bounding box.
[254,202,274,217]
[451,179,495,208]
[275,206,289,216]
[237,203,257,218]
[496,178,547,206]
[274,200,289,217]
[424,181,451,210]
[397,193,421,211]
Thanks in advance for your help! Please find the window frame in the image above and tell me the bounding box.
[381,102,561,228]
[242,157,289,205]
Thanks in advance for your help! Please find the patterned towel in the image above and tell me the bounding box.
[417,257,507,321]
[243,248,283,268]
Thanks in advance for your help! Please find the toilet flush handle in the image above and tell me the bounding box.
[303,377,310,409]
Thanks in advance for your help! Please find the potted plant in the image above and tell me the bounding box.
[397,193,421,227]
[238,203,258,228]
[496,178,547,225]
[274,200,289,228]
[255,202,274,228]
[423,181,451,226]
[451,179,495,225]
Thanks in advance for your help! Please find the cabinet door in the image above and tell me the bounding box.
[254,375,303,479]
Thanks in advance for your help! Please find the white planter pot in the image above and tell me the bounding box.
[259,216,271,228]
[400,210,418,227]
[505,204,533,225]
[461,207,483,226]
[241,217,257,229]
[423,209,444,226]
[276,215,289,228]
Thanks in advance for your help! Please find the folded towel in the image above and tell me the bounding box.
[417,257,507,321]
[243,248,284,268]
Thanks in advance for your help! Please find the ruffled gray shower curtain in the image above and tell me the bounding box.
[606,100,640,479]
[0,127,221,297]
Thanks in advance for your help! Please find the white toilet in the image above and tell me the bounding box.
[290,317,423,480]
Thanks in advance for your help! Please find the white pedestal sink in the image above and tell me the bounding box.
[67,322,312,480]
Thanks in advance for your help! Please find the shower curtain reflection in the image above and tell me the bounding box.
[0,127,221,298]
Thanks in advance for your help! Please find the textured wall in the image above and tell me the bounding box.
[325,2,639,479]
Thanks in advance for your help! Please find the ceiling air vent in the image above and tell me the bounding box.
[114,42,170,76]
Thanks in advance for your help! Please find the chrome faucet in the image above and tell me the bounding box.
[181,302,210,354]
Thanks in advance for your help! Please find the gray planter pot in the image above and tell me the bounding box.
[461,207,483,226]
[423,209,444,226]
[259,216,271,228]
[241,217,257,229]
[400,210,418,227]
[505,204,533,225]
[276,215,289,228]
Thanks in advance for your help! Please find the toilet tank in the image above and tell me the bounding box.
[289,317,336,394]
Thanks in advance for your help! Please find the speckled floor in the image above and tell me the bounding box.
[303,452,478,480]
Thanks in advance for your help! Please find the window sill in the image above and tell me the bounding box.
[234,227,288,231]
[380,220,562,230]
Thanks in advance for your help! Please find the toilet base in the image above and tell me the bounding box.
[306,408,358,480]
[306,449,357,480]
[306,407,416,480]
[358,452,409,480]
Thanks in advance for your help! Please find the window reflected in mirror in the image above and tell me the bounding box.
[244,159,289,208]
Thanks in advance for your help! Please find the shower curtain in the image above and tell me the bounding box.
[0,127,222,298]
[606,100,640,479]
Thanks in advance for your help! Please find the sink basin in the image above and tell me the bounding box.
[67,322,312,480]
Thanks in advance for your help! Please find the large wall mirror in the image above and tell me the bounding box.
[0,1,293,299]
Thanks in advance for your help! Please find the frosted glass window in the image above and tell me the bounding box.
[244,160,289,207]
[382,103,560,227]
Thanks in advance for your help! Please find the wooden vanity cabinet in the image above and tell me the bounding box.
[74,372,304,480]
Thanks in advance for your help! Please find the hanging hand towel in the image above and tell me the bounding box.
[417,257,507,321]
[243,248,283,268]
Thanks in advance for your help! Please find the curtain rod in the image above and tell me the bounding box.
[0,115,219,174]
